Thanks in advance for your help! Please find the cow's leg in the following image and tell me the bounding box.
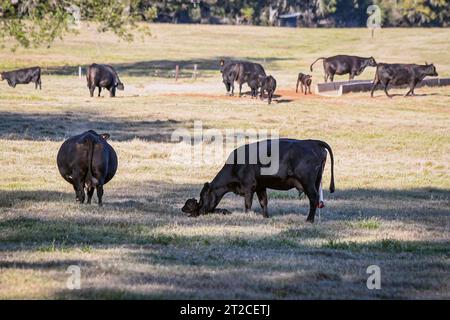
[406,81,417,96]
[89,86,95,97]
[303,183,319,223]
[383,80,392,98]
[110,86,116,97]
[308,85,312,94]
[230,82,235,96]
[268,91,273,104]
[370,80,380,98]
[238,82,243,97]
[72,176,85,204]
[96,185,104,206]
[39,78,42,90]
[35,81,38,89]
[86,186,95,204]
[97,87,102,97]
[244,191,254,212]
[329,73,335,82]
[256,188,268,218]
[300,83,304,93]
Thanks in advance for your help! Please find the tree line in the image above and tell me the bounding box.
[0,0,448,49]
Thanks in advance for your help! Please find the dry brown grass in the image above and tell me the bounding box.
[0,24,449,299]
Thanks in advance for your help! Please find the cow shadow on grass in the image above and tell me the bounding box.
[45,57,292,78]
[1,181,448,248]
[0,111,189,142]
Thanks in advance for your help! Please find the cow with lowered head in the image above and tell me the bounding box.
[310,55,377,82]
[183,139,335,223]
[57,130,118,206]
[87,63,124,97]
[370,62,438,98]
[220,59,266,96]
[1,67,41,89]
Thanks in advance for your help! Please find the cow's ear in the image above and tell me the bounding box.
[220,60,224,66]
[204,182,210,189]
[100,133,110,140]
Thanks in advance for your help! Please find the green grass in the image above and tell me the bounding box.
[0,24,449,299]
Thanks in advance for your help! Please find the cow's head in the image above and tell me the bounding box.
[367,57,377,67]
[182,198,200,217]
[219,59,225,66]
[198,182,215,215]
[116,82,124,91]
[425,62,438,77]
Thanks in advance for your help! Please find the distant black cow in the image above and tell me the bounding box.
[247,72,265,98]
[57,130,118,206]
[220,59,266,96]
[310,55,377,82]
[296,73,312,95]
[370,62,438,98]
[183,139,335,223]
[0,67,41,89]
[87,64,124,97]
[260,75,277,104]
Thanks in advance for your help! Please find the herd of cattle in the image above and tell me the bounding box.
[0,55,441,222]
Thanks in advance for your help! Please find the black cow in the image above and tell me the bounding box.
[247,72,265,98]
[0,67,41,89]
[220,59,266,96]
[183,139,335,223]
[87,64,124,97]
[310,55,377,82]
[296,73,312,95]
[57,130,118,206]
[260,75,277,104]
[370,62,438,98]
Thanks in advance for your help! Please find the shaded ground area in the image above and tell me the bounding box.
[44,57,291,78]
[0,112,184,142]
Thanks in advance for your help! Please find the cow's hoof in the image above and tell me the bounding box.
[306,218,315,223]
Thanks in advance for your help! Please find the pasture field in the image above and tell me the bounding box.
[0,24,449,299]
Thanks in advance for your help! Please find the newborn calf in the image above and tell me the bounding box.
[296,73,312,95]
[182,198,231,217]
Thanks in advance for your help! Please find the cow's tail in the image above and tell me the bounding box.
[296,75,300,93]
[86,137,98,188]
[310,57,325,72]
[317,140,335,193]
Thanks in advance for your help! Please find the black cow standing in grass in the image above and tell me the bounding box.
[296,73,312,95]
[182,139,335,223]
[370,62,438,98]
[260,75,277,104]
[57,130,118,206]
[87,64,124,97]
[310,55,377,82]
[0,67,41,89]
[220,59,266,96]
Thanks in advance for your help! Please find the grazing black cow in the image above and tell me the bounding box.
[296,73,312,95]
[220,59,266,96]
[57,130,118,206]
[370,62,438,98]
[0,67,41,89]
[310,55,377,82]
[260,75,277,104]
[87,64,124,97]
[184,139,335,223]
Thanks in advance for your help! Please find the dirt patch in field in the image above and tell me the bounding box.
[161,88,328,104]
